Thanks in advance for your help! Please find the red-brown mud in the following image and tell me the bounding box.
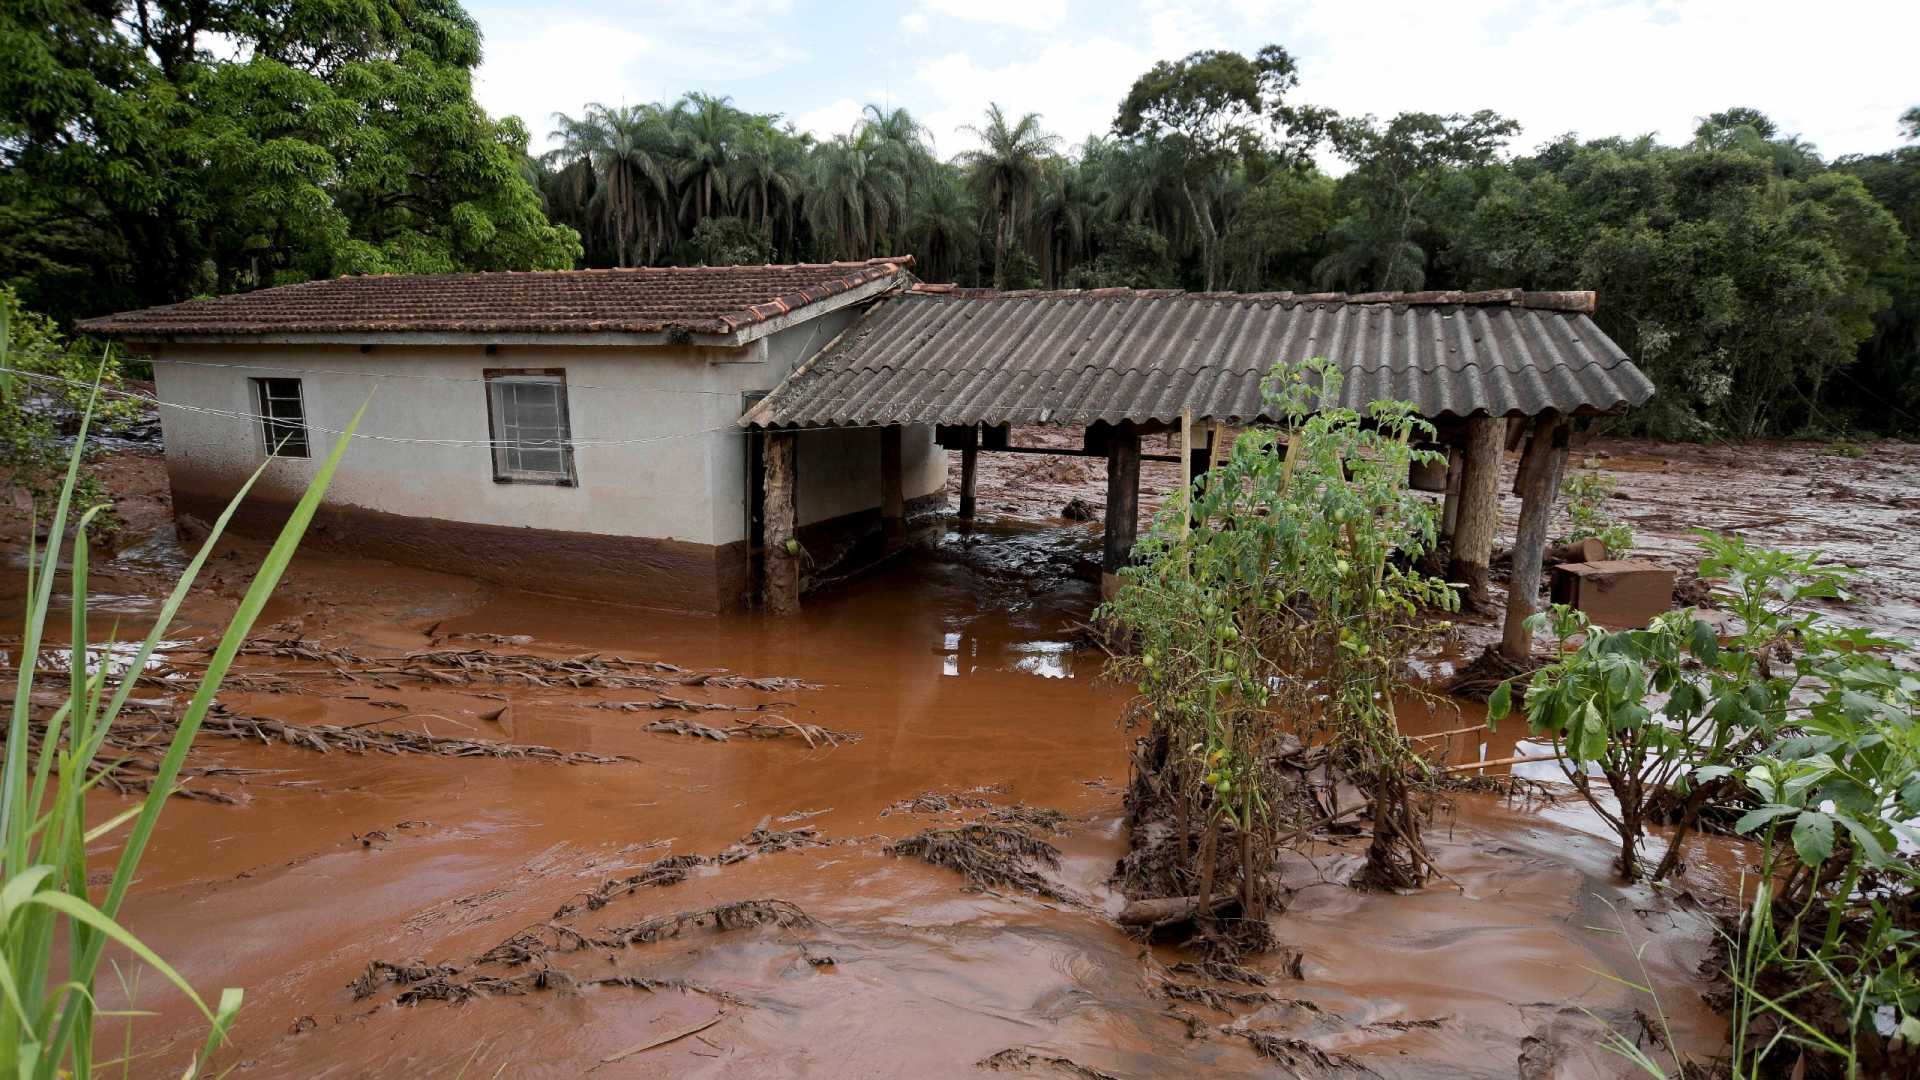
[6,434,1915,1077]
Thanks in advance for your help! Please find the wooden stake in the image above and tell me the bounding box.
[1501,413,1570,660]
[1179,406,1193,539]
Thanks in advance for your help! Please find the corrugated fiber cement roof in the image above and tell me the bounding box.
[741,287,1653,428]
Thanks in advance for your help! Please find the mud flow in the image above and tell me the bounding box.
[6,434,1915,1078]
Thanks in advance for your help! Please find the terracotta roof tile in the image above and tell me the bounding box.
[79,258,914,338]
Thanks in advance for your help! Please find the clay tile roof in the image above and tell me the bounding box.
[77,257,915,339]
[742,286,1652,428]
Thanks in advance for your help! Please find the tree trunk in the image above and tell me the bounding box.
[1448,417,1505,609]
[1501,414,1570,660]
[764,432,799,615]
[1102,423,1142,600]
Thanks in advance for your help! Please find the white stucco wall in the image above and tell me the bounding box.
[146,307,945,549]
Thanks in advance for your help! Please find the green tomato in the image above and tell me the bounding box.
[1220,654,1237,672]
[1217,779,1233,794]
[1374,588,1389,604]
[1335,559,1351,576]
[1142,652,1157,668]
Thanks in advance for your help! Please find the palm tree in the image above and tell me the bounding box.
[906,166,979,283]
[1030,157,1095,286]
[550,104,672,267]
[958,104,1060,288]
[671,92,740,225]
[1312,214,1425,292]
[808,132,906,259]
[860,104,934,214]
[729,119,802,240]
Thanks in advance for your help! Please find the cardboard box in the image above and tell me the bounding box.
[1549,560,1675,630]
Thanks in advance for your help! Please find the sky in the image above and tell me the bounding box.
[465,0,1918,167]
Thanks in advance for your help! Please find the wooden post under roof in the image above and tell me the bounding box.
[880,424,905,552]
[956,423,979,529]
[1440,445,1465,539]
[1449,416,1505,610]
[764,431,800,615]
[1101,422,1142,600]
[1501,413,1571,660]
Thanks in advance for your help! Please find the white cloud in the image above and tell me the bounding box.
[471,2,807,150]
[793,97,867,140]
[1284,0,1917,161]
[917,0,1069,32]
[474,19,653,139]
[920,37,1158,157]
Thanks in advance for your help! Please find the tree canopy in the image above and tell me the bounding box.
[0,0,580,323]
[2,13,1915,440]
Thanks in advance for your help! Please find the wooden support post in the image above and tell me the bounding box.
[764,431,800,615]
[1449,416,1505,610]
[880,424,905,552]
[1501,413,1571,660]
[1440,445,1465,539]
[1101,422,1142,600]
[1180,407,1195,534]
[957,424,979,529]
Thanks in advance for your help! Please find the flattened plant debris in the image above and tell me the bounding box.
[1228,1027,1379,1075]
[1158,981,1279,1013]
[887,823,1076,903]
[979,803,1069,832]
[217,638,819,693]
[643,716,859,747]
[551,823,826,918]
[601,898,816,947]
[356,959,740,1007]
[203,706,631,764]
[881,787,1001,816]
[976,1047,1123,1079]
[1169,959,1270,986]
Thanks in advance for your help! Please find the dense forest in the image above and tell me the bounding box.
[3,1,1916,438]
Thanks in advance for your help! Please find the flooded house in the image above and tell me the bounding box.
[79,258,946,612]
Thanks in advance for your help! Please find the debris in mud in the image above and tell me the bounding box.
[207,638,819,694]
[886,823,1075,903]
[554,854,708,917]
[979,803,1070,832]
[881,786,1003,816]
[1169,959,1270,986]
[202,706,633,765]
[1228,1027,1378,1075]
[1159,981,1279,1012]
[552,822,826,917]
[715,821,826,864]
[602,898,815,946]
[592,694,793,714]
[642,715,859,747]
[976,1047,1122,1079]
[1060,498,1099,522]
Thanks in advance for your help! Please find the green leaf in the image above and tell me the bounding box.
[1733,804,1798,836]
[1830,814,1891,868]
[1487,680,1511,726]
[1791,811,1834,867]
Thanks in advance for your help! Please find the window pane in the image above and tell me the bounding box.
[254,378,308,458]
[488,374,571,481]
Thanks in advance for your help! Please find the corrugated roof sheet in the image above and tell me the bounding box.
[78,257,913,338]
[741,287,1653,428]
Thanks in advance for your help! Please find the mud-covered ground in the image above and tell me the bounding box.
[5,431,1916,1078]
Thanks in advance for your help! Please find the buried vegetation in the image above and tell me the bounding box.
[1101,359,1458,948]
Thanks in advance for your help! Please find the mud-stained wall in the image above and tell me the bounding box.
[144,305,946,608]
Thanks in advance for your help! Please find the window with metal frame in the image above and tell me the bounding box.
[250,377,309,458]
[485,370,575,484]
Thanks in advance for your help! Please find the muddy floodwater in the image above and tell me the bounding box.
[7,434,1918,1078]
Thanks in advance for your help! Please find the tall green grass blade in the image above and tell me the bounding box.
[42,397,368,1072]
